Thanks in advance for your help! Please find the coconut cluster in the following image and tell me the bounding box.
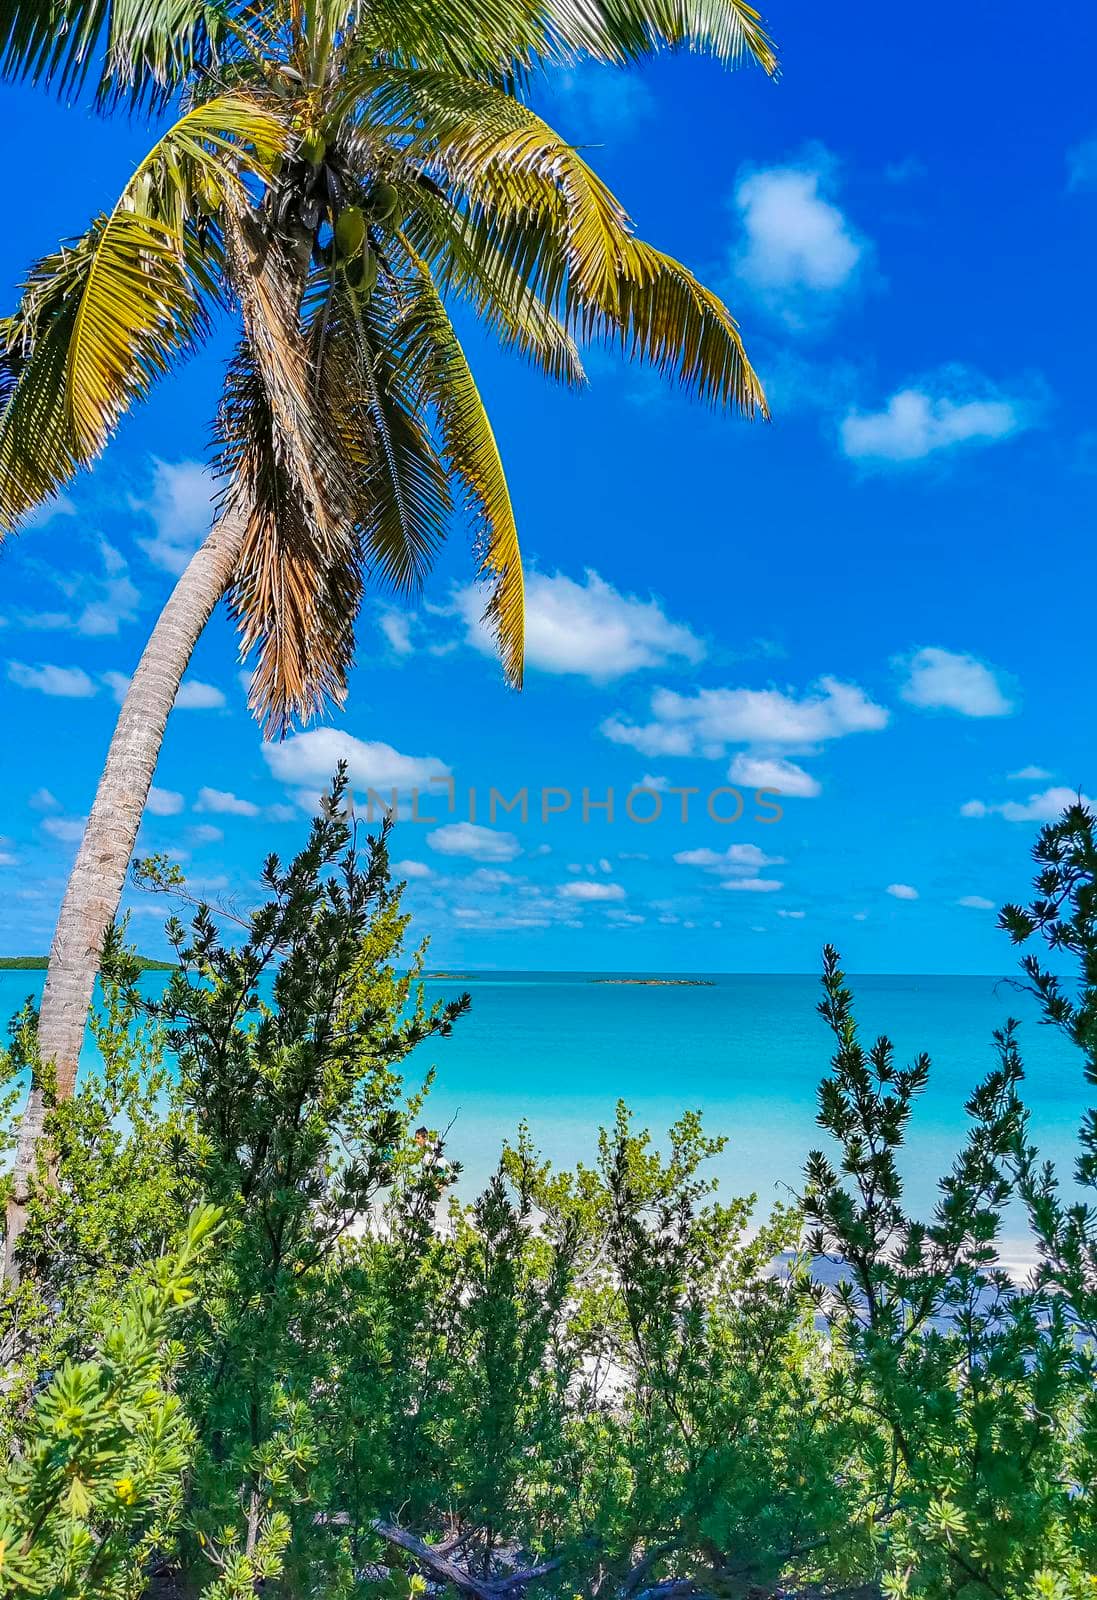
[256,124,404,291]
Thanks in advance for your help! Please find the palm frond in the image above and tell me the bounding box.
[351,0,775,78]
[218,343,362,735]
[397,247,524,686]
[0,94,286,534]
[541,0,777,72]
[0,0,232,106]
[220,218,365,733]
[359,73,763,414]
[332,275,454,595]
[356,71,632,307]
[599,238,766,414]
[401,184,584,386]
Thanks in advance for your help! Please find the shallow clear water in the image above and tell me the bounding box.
[1,967,1088,1258]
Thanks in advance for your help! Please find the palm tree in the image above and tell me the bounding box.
[0,0,775,1266]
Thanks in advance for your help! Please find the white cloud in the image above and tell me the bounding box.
[841,374,1031,464]
[8,661,97,698]
[175,679,226,710]
[777,908,806,919]
[195,787,260,817]
[674,842,784,873]
[603,676,887,758]
[721,876,783,892]
[887,883,919,900]
[264,728,449,798]
[727,752,822,797]
[379,611,415,656]
[958,895,995,910]
[43,816,86,843]
[392,859,433,879]
[146,787,184,816]
[897,647,1013,717]
[30,788,60,811]
[962,785,1094,824]
[558,880,627,902]
[133,459,215,575]
[1009,765,1051,781]
[427,822,521,863]
[732,154,867,325]
[456,569,703,682]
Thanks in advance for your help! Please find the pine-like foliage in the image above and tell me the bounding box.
[4,785,1097,1598]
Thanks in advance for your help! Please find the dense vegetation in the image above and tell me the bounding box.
[0,956,176,972]
[2,770,1096,1599]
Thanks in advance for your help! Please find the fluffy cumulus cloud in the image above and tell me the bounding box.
[1009,765,1052,781]
[264,728,450,802]
[674,842,785,874]
[731,152,867,325]
[146,786,184,816]
[8,662,97,698]
[456,569,703,682]
[603,676,887,759]
[427,822,521,863]
[958,895,995,910]
[897,647,1014,717]
[392,859,432,879]
[195,787,261,817]
[962,785,1094,823]
[558,880,626,902]
[727,752,821,798]
[887,883,919,900]
[132,459,216,575]
[841,372,1032,464]
[175,680,226,710]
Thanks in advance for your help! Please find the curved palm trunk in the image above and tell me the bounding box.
[3,507,246,1283]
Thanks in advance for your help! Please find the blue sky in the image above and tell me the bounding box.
[2,5,1096,973]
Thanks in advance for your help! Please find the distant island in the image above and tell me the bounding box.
[0,955,177,972]
[591,978,715,987]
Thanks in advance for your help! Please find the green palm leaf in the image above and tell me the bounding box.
[0,94,285,533]
[398,248,525,686]
[0,0,232,105]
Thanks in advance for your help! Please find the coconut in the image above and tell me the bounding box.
[334,205,367,258]
[367,180,399,221]
[345,248,378,293]
[300,130,327,166]
[193,178,222,218]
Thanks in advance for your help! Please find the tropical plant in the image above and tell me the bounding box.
[0,0,776,1270]
[5,784,1097,1597]
[0,1203,222,1600]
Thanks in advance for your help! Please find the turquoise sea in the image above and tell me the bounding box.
[1,968,1089,1262]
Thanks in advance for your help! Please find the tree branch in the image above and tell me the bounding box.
[372,1521,561,1600]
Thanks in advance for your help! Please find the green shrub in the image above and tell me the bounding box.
[3,776,1097,1598]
